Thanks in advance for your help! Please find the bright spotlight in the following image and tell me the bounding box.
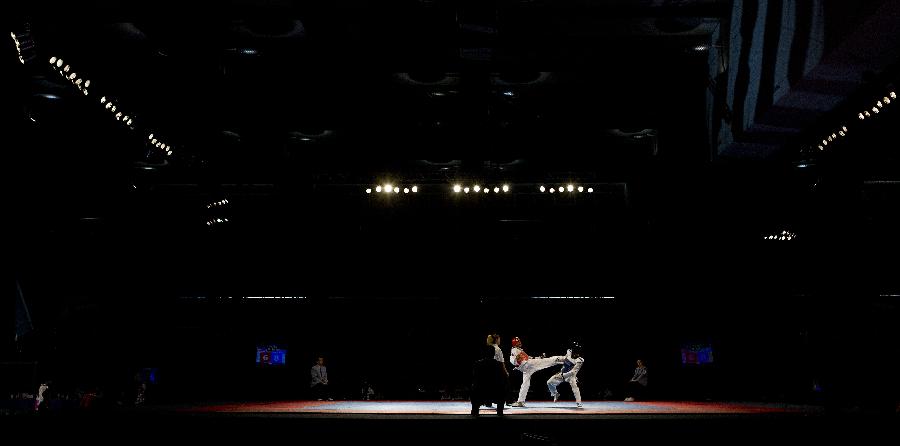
[842,126,848,132]
[587,188,594,193]
[403,188,409,193]
[859,113,865,120]
[49,56,57,65]
[68,73,77,80]
[393,187,400,193]
[578,186,584,192]
[473,185,481,192]
[877,101,884,108]
[539,185,546,192]
[115,112,122,120]
[365,188,372,194]
[100,96,107,104]
[873,107,880,114]
[56,59,63,68]
[558,187,564,193]
[63,65,70,72]
[151,139,158,145]
[453,185,462,193]
[549,188,555,193]
[105,102,112,110]
[384,184,393,193]
[494,187,500,193]
[411,186,418,193]
[890,91,897,99]
[376,186,382,193]
[839,131,845,137]
[567,184,574,192]
[84,80,91,88]
[484,188,489,193]
[502,184,509,192]
[464,187,470,193]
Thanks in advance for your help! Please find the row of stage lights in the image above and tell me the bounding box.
[453,184,510,194]
[857,91,895,122]
[364,184,596,194]
[10,32,31,64]
[763,230,796,241]
[206,217,229,226]
[48,56,175,158]
[366,184,419,194]
[99,95,134,127]
[146,133,173,156]
[48,56,91,97]
[207,198,229,209]
[540,184,594,193]
[813,90,895,152]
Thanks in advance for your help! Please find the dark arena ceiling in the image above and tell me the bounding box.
[8,0,900,296]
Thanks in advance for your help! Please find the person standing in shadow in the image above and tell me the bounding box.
[472,344,506,417]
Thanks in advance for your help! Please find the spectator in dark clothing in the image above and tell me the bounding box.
[472,345,506,416]
[625,359,648,401]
